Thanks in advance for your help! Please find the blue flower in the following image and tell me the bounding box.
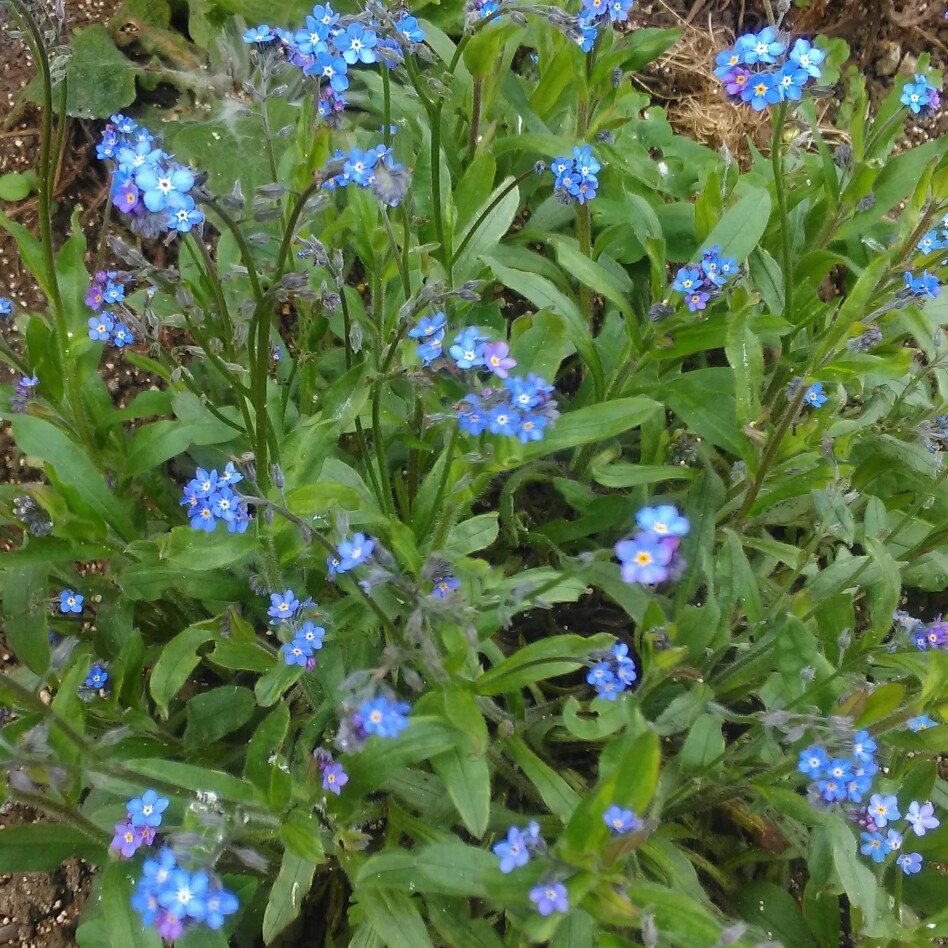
[493,826,530,873]
[204,887,239,931]
[672,267,703,293]
[860,831,890,863]
[127,789,169,829]
[603,805,639,833]
[311,4,339,29]
[742,72,782,111]
[243,24,274,44]
[517,413,548,444]
[337,533,374,571]
[739,27,785,66]
[0,297,11,319]
[897,852,923,874]
[333,24,378,65]
[110,112,138,135]
[504,376,541,410]
[409,312,447,339]
[788,39,824,78]
[906,800,940,836]
[816,778,847,802]
[615,534,674,585]
[395,14,425,43]
[307,51,349,92]
[297,621,326,649]
[714,47,746,78]
[269,589,300,622]
[908,714,938,731]
[449,327,487,369]
[586,662,614,689]
[776,62,809,101]
[416,336,443,366]
[852,729,877,762]
[59,590,83,613]
[190,468,217,498]
[487,406,521,437]
[282,638,313,666]
[456,395,488,435]
[530,882,568,916]
[804,382,827,407]
[360,696,410,738]
[166,194,204,234]
[636,504,690,538]
[85,664,108,688]
[134,164,195,213]
[901,80,932,114]
[112,324,134,348]
[158,868,210,920]
[141,847,177,890]
[886,828,904,851]
[432,576,461,597]
[796,745,829,779]
[905,270,941,299]
[573,145,600,176]
[868,793,901,827]
[611,643,637,685]
[826,758,854,782]
[845,775,872,803]
[189,498,216,531]
[217,462,243,487]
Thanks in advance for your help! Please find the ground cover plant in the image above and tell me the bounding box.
[1,0,948,944]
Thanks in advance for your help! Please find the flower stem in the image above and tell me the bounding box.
[577,200,593,331]
[771,102,794,326]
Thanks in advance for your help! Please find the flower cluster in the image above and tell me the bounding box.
[574,0,634,51]
[715,32,824,111]
[9,375,38,414]
[111,789,169,859]
[181,463,251,534]
[85,270,135,348]
[798,730,940,874]
[550,145,600,204]
[97,115,203,237]
[407,313,560,445]
[327,532,374,580]
[614,504,690,585]
[586,643,637,701]
[314,748,349,795]
[671,246,739,312]
[243,5,425,119]
[900,72,940,116]
[322,143,411,206]
[131,846,239,941]
[266,588,327,668]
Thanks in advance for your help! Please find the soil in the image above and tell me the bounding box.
[1,0,948,944]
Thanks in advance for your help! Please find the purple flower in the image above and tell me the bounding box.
[482,341,517,379]
[323,762,349,795]
[529,882,569,916]
[111,820,143,858]
[615,534,674,585]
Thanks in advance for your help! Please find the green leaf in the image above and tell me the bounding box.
[158,527,257,572]
[454,178,522,280]
[549,236,635,319]
[148,623,216,717]
[702,186,772,262]
[749,247,785,316]
[0,823,104,872]
[0,172,33,202]
[281,809,327,864]
[818,817,878,926]
[359,889,434,948]
[262,851,318,945]
[123,404,236,477]
[208,640,274,673]
[476,632,614,695]
[679,714,725,774]
[444,514,499,557]
[11,414,136,539]
[246,705,290,792]
[284,482,362,516]
[651,368,741,455]
[624,881,722,946]
[102,862,162,948]
[725,307,764,426]
[510,309,570,381]
[591,462,698,488]
[320,361,372,431]
[121,759,265,806]
[184,685,255,749]
[1,565,50,674]
[64,26,137,119]
[525,397,660,459]
[254,659,303,707]
[734,881,817,948]
[505,735,581,822]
